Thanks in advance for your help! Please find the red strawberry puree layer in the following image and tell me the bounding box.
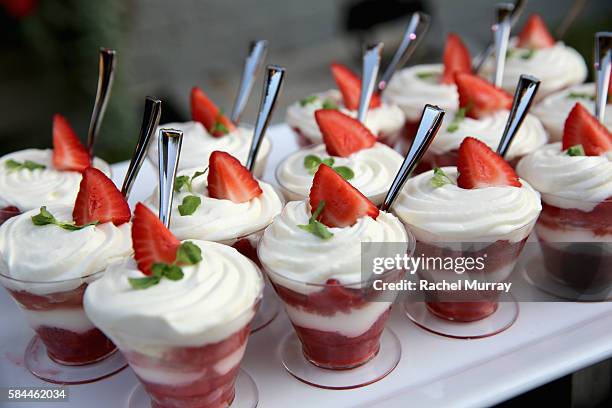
[7,284,116,365]
[0,206,21,226]
[415,237,528,322]
[126,324,253,408]
[291,127,398,149]
[537,199,612,291]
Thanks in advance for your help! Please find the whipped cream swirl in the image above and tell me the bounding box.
[394,168,541,242]
[0,149,110,211]
[517,143,612,211]
[84,241,263,348]
[285,89,405,144]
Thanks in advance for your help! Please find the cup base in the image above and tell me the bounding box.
[279,328,401,390]
[24,335,127,384]
[403,294,519,339]
[128,369,258,408]
[250,283,280,333]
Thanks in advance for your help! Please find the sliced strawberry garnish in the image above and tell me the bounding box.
[73,167,131,226]
[207,151,262,203]
[517,14,555,49]
[457,137,522,189]
[52,114,91,172]
[0,206,21,225]
[441,33,472,85]
[315,109,377,157]
[455,73,513,119]
[309,164,379,228]
[330,63,381,111]
[132,203,180,275]
[562,103,612,156]
[190,87,236,137]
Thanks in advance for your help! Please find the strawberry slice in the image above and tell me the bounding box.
[457,137,522,189]
[309,164,379,228]
[132,203,180,275]
[330,63,381,111]
[441,33,472,85]
[315,109,377,157]
[190,87,236,137]
[207,151,262,203]
[73,167,131,226]
[517,14,555,49]
[562,103,612,156]
[455,73,513,119]
[52,114,91,172]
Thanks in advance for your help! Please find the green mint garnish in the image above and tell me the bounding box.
[417,71,438,80]
[566,144,585,157]
[210,110,230,135]
[521,49,536,60]
[31,206,98,231]
[447,103,471,133]
[567,92,595,101]
[322,99,339,110]
[5,159,46,172]
[300,95,319,106]
[175,169,207,193]
[298,201,333,240]
[178,195,201,216]
[431,167,455,188]
[303,154,354,179]
[129,241,202,290]
[506,48,516,59]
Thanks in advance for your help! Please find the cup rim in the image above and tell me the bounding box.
[539,192,612,205]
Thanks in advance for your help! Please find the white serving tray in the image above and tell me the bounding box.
[2,124,611,408]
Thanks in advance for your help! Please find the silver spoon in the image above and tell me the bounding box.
[158,129,183,227]
[496,75,540,158]
[245,65,285,173]
[377,12,431,92]
[556,0,588,39]
[594,32,612,124]
[121,97,162,199]
[380,105,445,212]
[492,3,514,88]
[231,40,268,124]
[357,43,383,123]
[473,0,527,74]
[87,48,116,158]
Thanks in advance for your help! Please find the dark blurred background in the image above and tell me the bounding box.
[0,0,610,163]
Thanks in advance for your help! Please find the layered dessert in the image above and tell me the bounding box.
[395,137,541,321]
[0,168,131,364]
[277,109,403,205]
[286,63,405,147]
[480,14,587,99]
[421,72,548,173]
[146,87,271,177]
[517,103,612,291]
[0,114,110,222]
[259,164,409,368]
[85,203,263,408]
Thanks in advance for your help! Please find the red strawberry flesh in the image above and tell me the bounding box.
[73,167,131,226]
[315,109,377,157]
[562,103,612,156]
[52,114,91,172]
[455,73,513,119]
[330,63,381,111]
[457,137,522,189]
[207,151,262,203]
[441,33,472,85]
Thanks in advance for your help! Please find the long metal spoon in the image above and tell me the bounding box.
[377,12,431,92]
[158,129,183,227]
[87,48,116,158]
[594,32,612,124]
[245,65,285,173]
[231,40,268,124]
[496,75,540,158]
[121,97,162,199]
[357,43,383,123]
[380,105,445,212]
[556,0,588,39]
[492,3,514,88]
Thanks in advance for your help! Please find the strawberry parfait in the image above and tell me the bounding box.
[421,73,547,173]
[286,63,405,147]
[146,87,271,177]
[0,168,131,377]
[517,104,612,293]
[85,204,263,408]
[480,14,587,99]
[259,164,410,370]
[395,138,541,324]
[0,114,110,224]
[277,109,403,205]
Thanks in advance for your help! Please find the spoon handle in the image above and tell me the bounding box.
[246,65,285,173]
[594,32,612,124]
[492,3,514,88]
[497,75,540,158]
[158,129,183,227]
[555,0,587,39]
[380,104,445,212]
[357,43,383,123]
[87,48,116,158]
[121,97,162,199]
[231,40,268,123]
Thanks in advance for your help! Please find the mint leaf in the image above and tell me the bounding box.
[31,206,97,231]
[5,159,46,172]
[417,71,438,80]
[321,157,335,167]
[175,175,192,193]
[521,49,536,60]
[300,95,319,106]
[128,276,160,290]
[333,166,354,180]
[304,154,352,178]
[175,241,203,265]
[322,99,339,110]
[567,92,595,101]
[298,201,334,240]
[163,265,184,280]
[566,144,585,157]
[431,167,454,188]
[304,155,322,173]
[506,48,516,59]
[447,103,471,133]
[178,195,201,216]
